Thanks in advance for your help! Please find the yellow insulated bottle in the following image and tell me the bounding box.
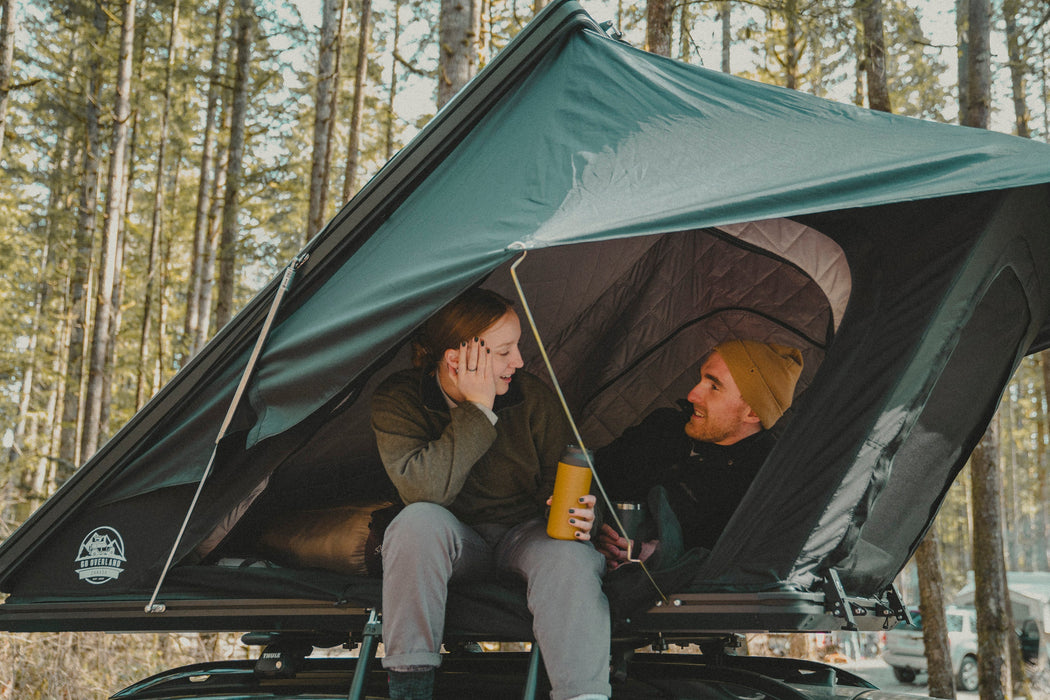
[546,445,593,540]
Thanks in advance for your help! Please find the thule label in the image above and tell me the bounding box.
[75,527,126,584]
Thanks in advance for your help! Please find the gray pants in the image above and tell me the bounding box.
[381,502,612,700]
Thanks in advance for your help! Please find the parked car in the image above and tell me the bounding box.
[883,606,979,692]
[107,644,904,700]
[955,571,1050,667]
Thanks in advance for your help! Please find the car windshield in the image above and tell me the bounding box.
[897,609,972,633]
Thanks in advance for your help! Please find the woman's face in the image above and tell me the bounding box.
[480,310,525,394]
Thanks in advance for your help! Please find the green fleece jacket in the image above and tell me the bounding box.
[370,368,573,526]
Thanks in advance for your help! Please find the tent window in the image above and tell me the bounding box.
[845,268,1030,590]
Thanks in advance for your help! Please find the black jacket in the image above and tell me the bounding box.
[595,403,775,551]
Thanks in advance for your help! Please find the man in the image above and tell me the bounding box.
[595,339,803,568]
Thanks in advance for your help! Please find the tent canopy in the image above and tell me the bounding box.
[2,0,1049,636]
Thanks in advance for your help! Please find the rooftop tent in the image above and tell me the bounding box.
[2,0,1050,636]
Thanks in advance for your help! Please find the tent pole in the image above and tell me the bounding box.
[508,248,668,604]
[144,253,310,614]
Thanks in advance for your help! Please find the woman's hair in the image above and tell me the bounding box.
[412,288,515,371]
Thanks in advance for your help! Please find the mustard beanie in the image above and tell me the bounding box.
[714,340,804,429]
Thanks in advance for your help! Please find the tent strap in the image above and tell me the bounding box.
[145,253,310,614]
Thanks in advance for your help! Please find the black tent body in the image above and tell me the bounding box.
[2,0,1050,643]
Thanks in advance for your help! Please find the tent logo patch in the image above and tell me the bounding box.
[75,527,126,585]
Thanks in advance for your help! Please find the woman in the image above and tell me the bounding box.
[370,288,610,700]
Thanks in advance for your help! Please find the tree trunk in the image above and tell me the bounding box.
[9,126,75,512]
[99,223,126,442]
[60,3,109,474]
[961,7,1012,692]
[720,2,731,73]
[859,0,890,112]
[200,104,231,345]
[853,11,865,107]
[137,0,180,409]
[1043,33,1049,139]
[478,0,489,63]
[325,0,349,203]
[342,0,373,201]
[678,2,690,62]
[916,524,957,699]
[0,0,17,159]
[1001,391,1016,570]
[186,0,229,358]
[956,0,969,124]
[1003,0,1030,138]
[7,232,52,469]
[35,323,66,508]
[783,0,800,90]
[82,0,136,461]
[970,418,1011,700]
[437,0,477,108]
[645,0,673,57]
[306,0,339,241]
[156,228,173,391]
[214,0,255,330]
[963,0,990,128]
[1038,351,1050,571]
[102,65,139,439]
[384,0,401,161]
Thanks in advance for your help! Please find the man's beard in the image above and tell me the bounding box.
[685,413,740,444]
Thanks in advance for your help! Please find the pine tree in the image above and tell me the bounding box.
[214,0,255,330]
[82,0,137,461]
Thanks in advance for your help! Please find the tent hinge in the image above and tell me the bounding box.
[821,569,860,631]
[599,20,624,42]
[875,583,912,628]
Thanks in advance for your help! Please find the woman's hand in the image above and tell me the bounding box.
[546,494,596,541]
[451,336,497,409]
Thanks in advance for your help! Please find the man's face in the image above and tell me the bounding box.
[684,351,760,445]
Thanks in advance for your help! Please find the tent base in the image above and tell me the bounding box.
[0,588,896,636]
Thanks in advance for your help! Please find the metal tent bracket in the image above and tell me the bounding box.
[877,583,912,627]
[822,569,859,631]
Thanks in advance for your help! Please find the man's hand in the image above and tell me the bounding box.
[596,523,658,570]
[546,494,596,541]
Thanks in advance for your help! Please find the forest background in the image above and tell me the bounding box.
[0,0,1047,696]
